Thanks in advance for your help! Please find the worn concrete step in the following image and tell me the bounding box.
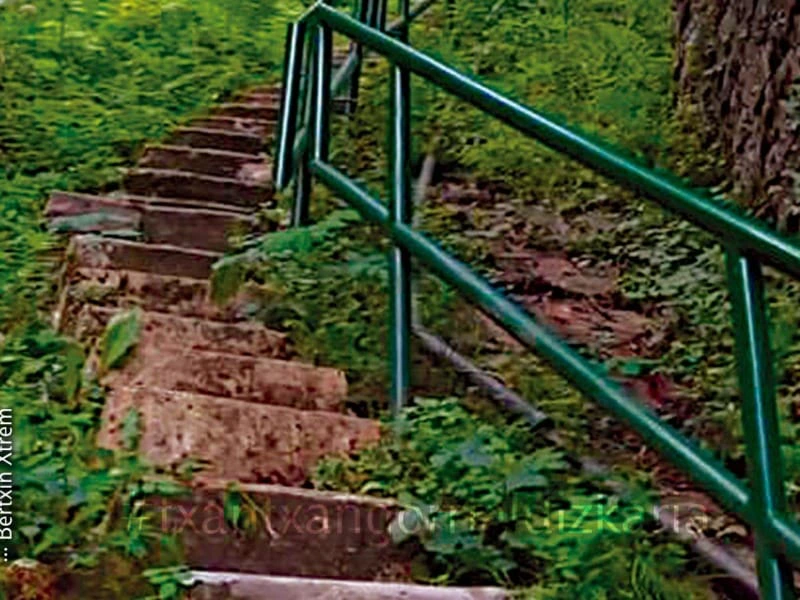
[55,268,263,334]
[68,234,220,279]
[48,192,254,251]
[124,168,272,209]
[139,145,270,183]
[98,387,379,484]
[141,479,413,581]
[56,189,255,215]
[74,306,288,358]
[237,92,281,105]
[170,127,265,154]
[119,193,254,215]
[245,84,283,95]
[216,103,279,122]
[187,117,277,138]
[138,204,253,252]
[188,572,506,600]
[107,343,346,411]
[237,93,352,114]
[46,194,141,234]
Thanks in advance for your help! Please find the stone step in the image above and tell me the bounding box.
[245,84,282,95]
[139,204,254,252]
[55,268,261,333]
[216,103,279,122]
[74,306,288,358]
[98,387,379,484]
[236,94,353,113]
[188,572,506,600]
[48,192,254,251]
[187,117,276,138]
[107,343,346,411]
[119,193,254,215]
[143,479,413,581]
[124,168,272,209]
[68,234,220,279]
[237,92,281,106]
[46,193,141,235]
[170,127,265,155]
[139,145,269,182]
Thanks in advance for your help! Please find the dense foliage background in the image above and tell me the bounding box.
[3,0,798,596]
[219,0,800,597]
[1,0,300,595]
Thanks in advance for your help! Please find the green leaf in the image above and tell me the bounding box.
[159,582,178,599]
[61,341,85,401]
[210,253,249,306]
[99,308,141,372]
[121,408,141,452]
[458,438,494,467]
[505,463,549,491]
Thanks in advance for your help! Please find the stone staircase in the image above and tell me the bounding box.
[45,75,505,599]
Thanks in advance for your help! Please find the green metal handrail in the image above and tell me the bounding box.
[274,3,800,597]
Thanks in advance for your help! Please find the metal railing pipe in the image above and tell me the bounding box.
[727,250,795,597]
[308,158,800,566]
[311,5,800,281]
[275,22,306,190]
[388,0,412,414]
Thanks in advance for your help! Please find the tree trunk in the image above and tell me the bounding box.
[673,0,800,230]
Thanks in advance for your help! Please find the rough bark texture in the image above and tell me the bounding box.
[673,0,800,229]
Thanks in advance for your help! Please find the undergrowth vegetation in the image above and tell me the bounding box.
[1,0,299,594]
[313,398,716,598]
[3,0,797,596]
[215,0,800,595]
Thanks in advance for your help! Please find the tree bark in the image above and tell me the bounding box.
[673,0,800,230]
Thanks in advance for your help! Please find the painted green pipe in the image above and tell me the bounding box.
[388,0,412,414]
[313,25,333,163]
[726,249,795,598]
[280,5,800,592]
[307,5,800,281]
[291,26,316,227]
[291,0,434,167]
[274,22,306,190]
[308,158,800,568]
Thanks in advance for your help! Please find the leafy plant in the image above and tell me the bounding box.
[212,208,395,410]
[99,307,141,373]
[0,323,185,596]
[141,565,193,600]
[313,398,714,597]
[1,0,305,595]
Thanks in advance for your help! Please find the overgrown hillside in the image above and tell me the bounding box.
[216,0,800,597]
[0,0,299,595]
[3,0,799,597]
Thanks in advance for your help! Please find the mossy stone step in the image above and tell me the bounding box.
[139,145,269,181]
[124,168,273,209]
[169,127,266,154]
[74,305,288,358]
[98,387,379,484]
[145,480,415,583]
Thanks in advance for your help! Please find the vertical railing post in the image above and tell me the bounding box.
[313,22,333,164]
[366,0,379,29]
[347,0,370,115]
[726,249,795,600]
[376,0,389,31]
[275,22,306,191]
[388,0,412,416]
[292,29,315,227]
